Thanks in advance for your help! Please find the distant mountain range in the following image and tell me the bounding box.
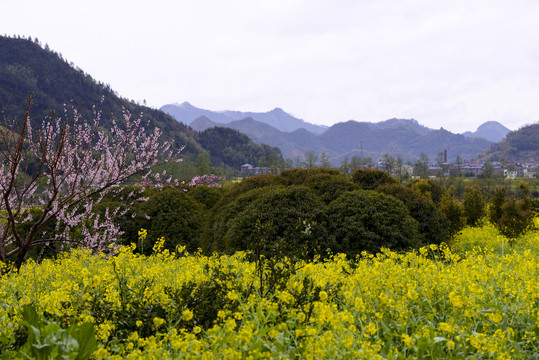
[161,102,328,135]
[163,102,502,164]
[3,35,524,171]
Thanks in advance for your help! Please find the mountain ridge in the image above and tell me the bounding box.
[461,121,511,142]
[161,102,328,135]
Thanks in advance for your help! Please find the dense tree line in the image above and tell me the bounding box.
[28,168,528,263]
[12,168,536,266]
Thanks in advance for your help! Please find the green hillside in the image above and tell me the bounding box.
[478,122,539,163]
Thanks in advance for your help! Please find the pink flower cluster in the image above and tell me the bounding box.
[0,97,181,271]
[188,174,224,188]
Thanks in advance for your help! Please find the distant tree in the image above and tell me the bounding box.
[395,156,406,180]
[349,156,361,173]
[284,158,294,169]
[303,150,318,168]
[436,152,445,166]
[489,186,506,225]
[195,153,212,174]
[414,152,429,178]
[382,153,395,174]
[455,154,463,177]
[349,155,372,173]
[320,152,331,167]
[339,156,350,175]
[480,161,495,178]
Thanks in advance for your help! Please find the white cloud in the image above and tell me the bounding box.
[3,0,539,133]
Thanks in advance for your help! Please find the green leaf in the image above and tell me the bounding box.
[21,304,42,328]
[69,323,98,360]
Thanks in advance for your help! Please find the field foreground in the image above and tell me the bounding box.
[1,223,538,359]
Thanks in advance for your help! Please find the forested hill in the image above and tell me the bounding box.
[0,35,282,169]
[0,36,198,152]
[478,122,539,163]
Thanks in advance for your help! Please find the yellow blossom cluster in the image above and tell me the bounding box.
[0,223,537,359]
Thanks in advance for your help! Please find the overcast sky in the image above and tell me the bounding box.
[3,0,539,133]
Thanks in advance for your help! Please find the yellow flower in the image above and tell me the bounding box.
[487,312,503,324]
[446,340,456,350]
[182,309,194,321]
[401,333,414,347]
[438,322,455,333]
[153,317,165,328]
[193,326,202,334]
[136,320,143,328]
[319,291,328,302]
[227,291,239,302]
[217,310,226,320]
[365,322,377,337]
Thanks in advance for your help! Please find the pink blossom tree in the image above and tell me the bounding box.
[0,96,180,272]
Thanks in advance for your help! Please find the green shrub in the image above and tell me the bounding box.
[325,190,421,257]
[376,183,449,245]
[489,186,506,225]
[216,186,328,259]
[351,168,398,190]
[410,179,445,205]
[278,167,341,186]
[439,187,466,238]
[187,186,224,210]
[497,196,535,239]
[217,174,278,207]
[463,184,486,227]
[278,168,356,204]
[204,187,275,254]
[134,188,206,254]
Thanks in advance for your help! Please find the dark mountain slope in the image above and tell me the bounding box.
[478,123,539,163]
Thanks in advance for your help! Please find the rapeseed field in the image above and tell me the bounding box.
[1,222,537,359]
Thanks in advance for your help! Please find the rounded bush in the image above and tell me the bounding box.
[376,183,449,245]
[351,168,398,190]
[216,186,328,259]
[463,184,486,227]
[135,188,206,254]
[325,190,421,256]
[278,167,341,186]
[277,168,356,204]
[410,179,444,205]
[187,186,225,210]
[217,174,278,207]
[439,188,466,239]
